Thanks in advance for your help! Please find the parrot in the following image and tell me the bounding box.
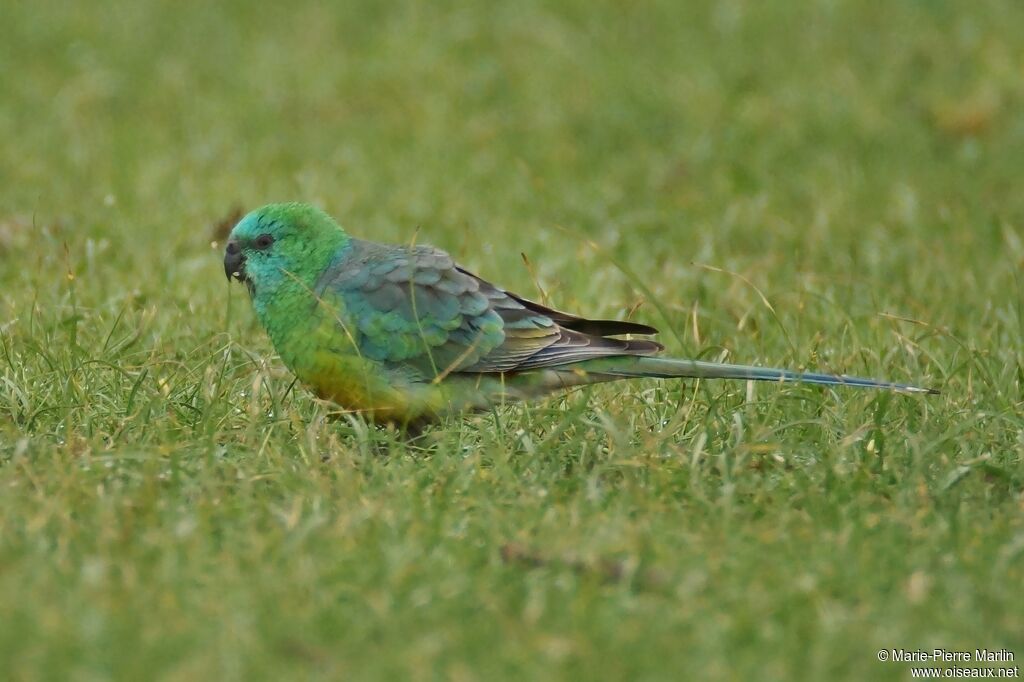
[224,202,936,428]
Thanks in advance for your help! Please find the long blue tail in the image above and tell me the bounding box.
[587,356,938,394]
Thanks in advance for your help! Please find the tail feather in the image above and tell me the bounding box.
[582,356,938,395]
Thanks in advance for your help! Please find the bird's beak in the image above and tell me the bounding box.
[224,240,247,282]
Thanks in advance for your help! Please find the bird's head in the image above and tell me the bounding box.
[224,202,350,296]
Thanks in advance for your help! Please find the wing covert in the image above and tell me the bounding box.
[315,239,661,378]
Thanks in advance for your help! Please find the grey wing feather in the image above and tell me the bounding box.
[317,239,662,376]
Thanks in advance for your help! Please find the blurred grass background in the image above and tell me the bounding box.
[1,1,1023,679]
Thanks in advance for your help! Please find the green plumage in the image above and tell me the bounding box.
[224,203,936,426]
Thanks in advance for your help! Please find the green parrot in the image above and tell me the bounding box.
[224,203,936,427]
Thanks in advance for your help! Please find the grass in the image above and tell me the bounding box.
[2,0,1023,679]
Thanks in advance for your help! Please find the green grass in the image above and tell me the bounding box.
[2,1,1023,679]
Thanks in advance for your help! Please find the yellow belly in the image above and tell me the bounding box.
[303,351,420,423]
[268,297,493,424]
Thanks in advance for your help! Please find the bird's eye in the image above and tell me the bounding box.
[254,234,274,250]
